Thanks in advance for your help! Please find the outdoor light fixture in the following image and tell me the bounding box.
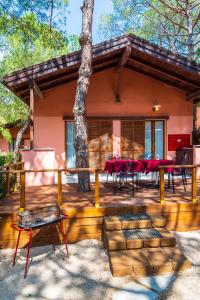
[152,103,161,112]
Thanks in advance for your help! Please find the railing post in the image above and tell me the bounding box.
[6,166,10,196]
[57,170,63,208]
[13,164,18,192]
[159,168,165,205]
[95,169,100,208]
[192,166,197,204]
[20,171,26,212]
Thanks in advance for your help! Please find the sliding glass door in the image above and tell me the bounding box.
[155,121,164,159]
[145,120,164,159]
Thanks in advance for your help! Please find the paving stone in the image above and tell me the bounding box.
[162,247,192,271]
[130,251,154,276]
[109,251,133,276]
[121,219,137,230]
[105,230,126,251]
[143,238,161,248]
[119,213,151,221]
[127,238,143,249]
[120,214,152,230]
[151,217,166,228]
[157,228,176,247]
[137,219,152,229]
[104,216,121,231]
[112,281,157,300]
[124,228,163,249]
[141,248,174,274]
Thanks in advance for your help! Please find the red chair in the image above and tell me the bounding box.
[11,205,69,278]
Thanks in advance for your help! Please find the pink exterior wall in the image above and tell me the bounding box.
[22,149,55,186]
[0,138,9,152]
[34,117,65,168]
[35,68,191,118]
[33,67,193,171]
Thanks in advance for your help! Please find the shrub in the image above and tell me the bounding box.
[0,152,14,197]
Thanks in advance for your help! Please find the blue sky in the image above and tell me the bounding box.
[67,0,114,43]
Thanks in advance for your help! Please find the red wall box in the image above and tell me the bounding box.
[168,134,191,151]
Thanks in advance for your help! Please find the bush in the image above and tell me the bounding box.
[0,152,14,198]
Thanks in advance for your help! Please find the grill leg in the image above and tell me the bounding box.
[12,230,21,267]
[24,229,32,279]
[50,225,56,251]
[58,222,69,259]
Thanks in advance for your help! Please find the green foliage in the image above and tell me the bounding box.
[0,12,69,74]
[0,2,79,144]
[98,0,200,60]
[0,152,13,197]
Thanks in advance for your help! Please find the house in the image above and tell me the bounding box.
[2,34,200,185]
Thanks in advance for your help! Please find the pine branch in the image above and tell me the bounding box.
[192,11,200,29]
[158,0,186,16]
[149,3,187,30]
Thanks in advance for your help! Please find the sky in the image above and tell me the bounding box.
[67,0,114,43]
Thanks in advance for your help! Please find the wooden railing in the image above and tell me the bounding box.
[159,165,197,205]
[0,162,24,195]
[0,167,100,211]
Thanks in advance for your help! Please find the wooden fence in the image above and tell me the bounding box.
[0,162,198,210]
[159,165,197,205]
[0,166,100,211]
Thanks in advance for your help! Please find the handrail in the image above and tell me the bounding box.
[159,164,197,205]
[0,167,100,211]
[0,162,24,195]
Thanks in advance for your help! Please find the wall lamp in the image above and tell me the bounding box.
[152,103,161,112]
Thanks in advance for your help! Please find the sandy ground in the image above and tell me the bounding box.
[1,231,200,300]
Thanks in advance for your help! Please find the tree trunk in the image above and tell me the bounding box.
[13,118,30,163]
[73,0,94,192]
[187,11,194,60]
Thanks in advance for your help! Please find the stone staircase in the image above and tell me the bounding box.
[104,213,192,277]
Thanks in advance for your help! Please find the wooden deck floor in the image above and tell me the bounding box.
[1,179,200,248]
[0,179,199,213]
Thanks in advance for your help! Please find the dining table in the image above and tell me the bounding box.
[139,159,174,174]
[104,159,145,175]
[104,159,175,175]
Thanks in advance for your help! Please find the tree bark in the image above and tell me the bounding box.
[73,0,94,192]
[13,116,30,163]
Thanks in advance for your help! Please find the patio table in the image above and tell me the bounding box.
[104,159,145,175]
[139,159,174,174]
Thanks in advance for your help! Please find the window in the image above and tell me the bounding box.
[66,122,76,168]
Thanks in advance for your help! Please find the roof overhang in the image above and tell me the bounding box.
[2,33,200,104]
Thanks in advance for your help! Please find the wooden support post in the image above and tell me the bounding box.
[159,168,165,205]
[30,87,34,149]
[6,167,10,195]
[13,166,18,192]
[192,166,197,204]
[20,172,26,212]
[57,170,63,208]
[95,170,100,208]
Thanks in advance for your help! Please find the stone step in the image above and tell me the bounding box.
[105,227,176,251]
[109,247,192,277]
[104,213,166,231]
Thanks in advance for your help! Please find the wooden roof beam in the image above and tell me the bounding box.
[115,45,132,102]
[117,45,132,70]
[128,58,200,89]
[29,79,43,100]
[186,89,200,101]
